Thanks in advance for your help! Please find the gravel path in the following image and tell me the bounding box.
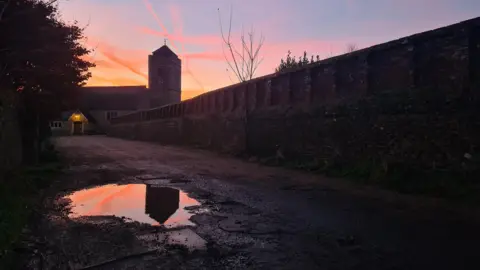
[23,135,480,269]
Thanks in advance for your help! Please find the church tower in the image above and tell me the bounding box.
[148,43,181,107]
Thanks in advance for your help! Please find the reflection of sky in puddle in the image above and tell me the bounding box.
[66,184,200,227]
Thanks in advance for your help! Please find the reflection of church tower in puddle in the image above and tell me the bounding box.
[145,185,180,224]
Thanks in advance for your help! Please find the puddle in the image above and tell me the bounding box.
[65,184,201,227]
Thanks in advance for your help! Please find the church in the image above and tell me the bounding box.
[50,44,181,135]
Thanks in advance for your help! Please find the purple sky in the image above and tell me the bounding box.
[58,0,480,99]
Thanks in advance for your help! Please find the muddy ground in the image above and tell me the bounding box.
[16,136,480,269]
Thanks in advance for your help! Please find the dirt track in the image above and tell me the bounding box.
[23,135,480,269]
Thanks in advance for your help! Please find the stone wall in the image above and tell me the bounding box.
[109,17,480,185]
[0,90,22,178]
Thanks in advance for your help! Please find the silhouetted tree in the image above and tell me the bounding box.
[218,7,265,82]
[0,0,94,163]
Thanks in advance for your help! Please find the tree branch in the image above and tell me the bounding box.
[218,7,264,82]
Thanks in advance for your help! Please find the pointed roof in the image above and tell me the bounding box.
[152,45,178,58]
[61,109,96,123]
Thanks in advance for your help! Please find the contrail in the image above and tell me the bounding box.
[142,1,204,92]
[185,57,204,91]
[170,5,184,58]
[100,49,148,80]
[169,5,204,92]
[141,0,179,51]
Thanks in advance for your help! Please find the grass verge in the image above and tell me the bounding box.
[280,157,480,205]
[0,141,62,268]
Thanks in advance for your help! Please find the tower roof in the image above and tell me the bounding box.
[152,45,178,58]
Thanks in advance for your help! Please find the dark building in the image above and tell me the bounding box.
[75,85,149,133]
[51,44,181,134]
[145,185,180,224]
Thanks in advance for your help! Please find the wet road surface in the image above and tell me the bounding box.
[27,135,480,269]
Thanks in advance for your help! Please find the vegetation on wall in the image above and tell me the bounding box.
[275,44,359,73]
[275,51,321,73]
[250,87,480,202]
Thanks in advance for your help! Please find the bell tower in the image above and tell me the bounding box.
[148,42,181,107]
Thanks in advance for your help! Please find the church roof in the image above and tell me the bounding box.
[152,45,178,58]
[77,86,148,111]
[83,85,147,94]
[79,92,141,111]
[59,110,97,123]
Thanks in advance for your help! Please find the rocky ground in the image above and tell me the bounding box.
[16,135,480,269]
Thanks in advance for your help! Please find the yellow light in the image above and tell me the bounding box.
[72,114,81,121]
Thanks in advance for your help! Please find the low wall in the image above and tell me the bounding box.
[109,17,480,186]
[0,90,23,178]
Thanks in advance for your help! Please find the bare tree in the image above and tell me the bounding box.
[346,43,358,53]
[218,7,265,82]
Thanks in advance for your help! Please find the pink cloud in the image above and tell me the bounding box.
[84,34,347,91]
[169,4,184,57]
[86,38,149,79]
[138,27,222,46]
[183,51,224,61]
[141,0,182,52]
[67,0,351,94]
[169,5,183,37]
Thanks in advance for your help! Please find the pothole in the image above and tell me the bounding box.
[137,229,207,251]
[65,184,201,228]
[218,216,284,234]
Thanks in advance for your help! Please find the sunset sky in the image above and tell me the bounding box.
[58,0,479,100]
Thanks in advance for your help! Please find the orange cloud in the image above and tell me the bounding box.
[83,35,346,92]
[78,5,347,95]
[81,38,149,87]
[182,90,207,100]
[99,50,148,80]
[86,76,146,87]
[90,59,119,70]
